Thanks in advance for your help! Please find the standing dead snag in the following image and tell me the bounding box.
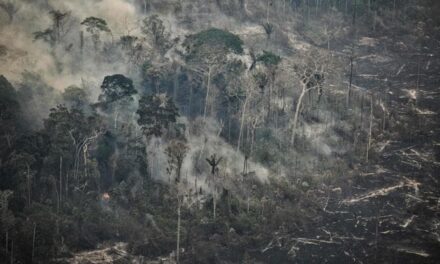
[206,154,222,220]
[206,154,222,176]
[165,139,188,264]
[237,78,252,153]
[289,55,326,147]
[0,1,19,23]
[347,47,355,108]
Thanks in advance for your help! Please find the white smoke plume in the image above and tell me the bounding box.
[147,117,270,193]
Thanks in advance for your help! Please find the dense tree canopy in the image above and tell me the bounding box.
[137,93,179,138]
[97,74,137,111]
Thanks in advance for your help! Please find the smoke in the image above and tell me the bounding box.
[0,0,279,93]
[0,0,140,93]
[147,117,270,193]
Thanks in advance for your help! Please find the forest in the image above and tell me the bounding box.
[0,0,439,263]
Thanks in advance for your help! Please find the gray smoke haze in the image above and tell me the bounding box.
[0,0,140,89]
[147,117,270,193]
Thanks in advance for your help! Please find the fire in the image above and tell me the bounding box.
[102,193,110,201]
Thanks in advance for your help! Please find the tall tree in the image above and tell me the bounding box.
[206,154,222,220]
[42,105,100,208]
[81,17,111,51]
[257,51,281,122]
[0,75,19,153]
[34,10,70,47]
[137,93,179,138]
[289,53,325,147]
[165,139,188,264]
[96,74,137,129]
[0,1,19,23]
[183,28,244,121]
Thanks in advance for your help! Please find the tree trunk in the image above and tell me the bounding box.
[228,102,231,141]
[80,31,84,54]
[307,0,310,21]
[266,0,270,23]
[237,93,249,152]
[195,178,199,210]
[32,223,36,263]
[327,30,330,51]
[213,191,217,220]
[203,66,212,122]
[291,85,308,146]
[366,96,373,162]
[352,0,357,26]
[5,231,8,254]
[315,0,319,16]
[283,0,286,17]
[267,77,273,121]
[59,156,63,211]
[65,171,69,201]
[360,94,364,129]
[174,65,180,101]
[176,197,181,264]
[393,0,396,19]
[114,110,119,130]
[188,84,193,116]
[10,240,13,264]
[26,163,31,207]
[347,53,354,108]
[370,9,375,31]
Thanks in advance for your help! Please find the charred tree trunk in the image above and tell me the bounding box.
[26,163,31,207]
[60,156,62,205]
[32,223,36,263]
[347,52,354,108]
[366,96,373,162]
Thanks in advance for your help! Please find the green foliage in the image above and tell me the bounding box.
[97,74,137,110]
[252,128,286,167]
[33,29,55,45]
[137,94,179,138]
[33,10,69,46]
[96,132,116,162]
[62,85,88,109]
[184,28,244,62]
[164,140,188,182]
[253,71,269,91]
[224,59,246,77]
[81,17,111,34]
[0,75,19,135]
[257,50,281,67]
[119,35,139,50]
